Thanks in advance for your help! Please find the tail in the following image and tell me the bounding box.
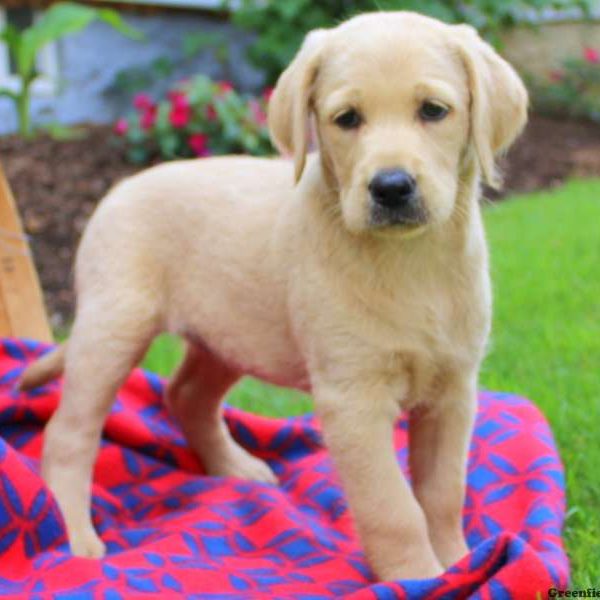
[18,344,66,391]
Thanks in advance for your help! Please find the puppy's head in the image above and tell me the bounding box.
[268,12,528,235]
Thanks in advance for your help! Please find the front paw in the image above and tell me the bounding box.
[377,560,445,581]
[433,534,469,569]
[378,555,445,581]
[69,526,106,559]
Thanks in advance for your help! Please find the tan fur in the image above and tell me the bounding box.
[18,344,65,390]
[20,11,527,580]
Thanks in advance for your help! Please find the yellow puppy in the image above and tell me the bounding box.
[20,11,527,580]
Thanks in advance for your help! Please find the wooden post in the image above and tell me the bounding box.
[0,162,53,342]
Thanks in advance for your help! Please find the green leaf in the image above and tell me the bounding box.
[241,130,259,151]
[97,8,144,41]
[127,146,149,165]
[0,23,22,52]
[19,4,94,75]
[18,2,143,78]
[111,67,152,96]
[39,122,88,141]
[182,31,226,58]
[158,132,181,159]
[0,88,18,102]
[155,102,171,135]
[152,56,174,78]
[127,122,147,144]
[187,75,214,105]
[1,25,23,81]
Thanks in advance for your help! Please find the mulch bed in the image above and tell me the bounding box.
[494,114,600,193]
[1,114,600,327]
[1,129,138,328]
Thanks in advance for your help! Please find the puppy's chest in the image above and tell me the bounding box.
[361,276,481,358]
[366,296,481,409]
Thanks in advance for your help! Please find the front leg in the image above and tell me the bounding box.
[314,379,443,581]
[409,372,477,568]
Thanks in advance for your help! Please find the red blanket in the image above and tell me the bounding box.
[0,339,568,598]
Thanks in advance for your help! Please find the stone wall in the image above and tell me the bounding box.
[501,19,600,80]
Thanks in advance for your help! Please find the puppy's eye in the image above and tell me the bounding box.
[334,109,362,130]
[419,101,449,122]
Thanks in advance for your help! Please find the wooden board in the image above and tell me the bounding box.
[0,162,53,343]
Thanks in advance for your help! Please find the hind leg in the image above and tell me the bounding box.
[42,303,157,558]
[166,343,276,483]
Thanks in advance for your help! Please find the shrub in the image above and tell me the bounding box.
[109,31,231,102]
[528,47,600,122]
[230,0,593,85]
[114,75,273,164]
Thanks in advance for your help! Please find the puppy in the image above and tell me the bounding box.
[20,12,527,580]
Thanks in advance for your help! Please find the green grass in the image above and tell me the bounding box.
[481,179,600,586]
[142,179,600,584]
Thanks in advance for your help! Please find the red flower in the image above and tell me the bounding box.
[262,87,274,103]
[140,106,157,130]
[188,133,209,156]
[133,93,153,111]
[205,104,218,121]
[217,80,234,94]
[114,118,128,136]
[169,105,191,128]
[167,91,191,127]
[549,70,564,82]
[168,90,189,110]
[583,47,600,64]
[249,99,267,126]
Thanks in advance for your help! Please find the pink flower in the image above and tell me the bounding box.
[133,93,153,111]
[262,87,274,103]
[583,47,600,64]
[169,105,191,128]
[188,133,209,156]
[549,70,564,82]
[217,80,234,94]
[168,90,189,110]
[133,93,156,130]
[249,99,267,126]
[205,103,218,121]
[168,91,191,128]
[140,106,157,130]
[114,118,128,136]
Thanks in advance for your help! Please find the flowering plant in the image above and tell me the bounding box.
[114,75,274,164]
[529,46,600,123]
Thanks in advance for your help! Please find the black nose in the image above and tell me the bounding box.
[368,169,417,209]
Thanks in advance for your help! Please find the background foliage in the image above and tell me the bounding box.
[230,0,594,84]
[109,31,231,101]
[528,47,600,122]
[115,75,272,164]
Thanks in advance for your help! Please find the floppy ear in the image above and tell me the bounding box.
[268,29,327,183]
[453,25,528,189]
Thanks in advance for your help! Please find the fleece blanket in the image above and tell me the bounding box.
[0,338,568,599]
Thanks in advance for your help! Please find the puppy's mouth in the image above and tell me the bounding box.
[368,198,428,232]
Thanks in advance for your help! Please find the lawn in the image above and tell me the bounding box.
[142,179,600,586]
